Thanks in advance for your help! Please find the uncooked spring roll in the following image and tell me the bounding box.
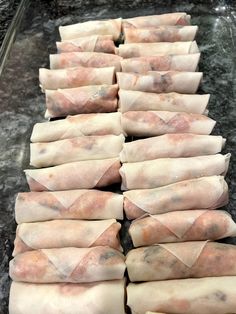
[119,90,209,113]
[124,176,228,219]
[129,210,236,246]
[50,52,122,71]
[59,18,122,41]
[122,111,215,137]
[120,134,225,162]
[15,190,123,223]
[117,42,199,58]
[120,154,230,190]
[124,26,198,43]
[123,13,191,28]
[30,135,125,167]
[31,112,123,143]
[126,242,236,282]
[39,66,115,90]
[127,277,236,314]
[117,71,202,94]
[25,158,121,191]
[45,85,118,118]
[120,54,200,73]
[57,35,116,54]
[9,280,125,314]
[13,219,121,256]
[10,246,125,283]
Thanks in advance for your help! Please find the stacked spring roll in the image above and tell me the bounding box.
[9,16,127,314]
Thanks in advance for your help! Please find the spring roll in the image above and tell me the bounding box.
[57,35,116,54]
[59,18,122,41]
[119,90,209,113]
[39,66,115,90]
[120,54,200,73]
[30,135,125,167]
[120,134,225,162]
[129,210,236,246]
[124,176,228,219]
[122,111,215,137]
[15,190,123,223]
[117,71,202,94]
[123,13,191,28]
[124,26,198,43]
[117,41,199,58]
[13,219,121,256]
[120,154,230,190]
[45,85,118,118]
[126,242,236,282]
[25,158,120,191]
[50,52,122,71]
[9,280,125,314]
[10,246,125,283]
[31,112,123,143]
[127,277,236,314]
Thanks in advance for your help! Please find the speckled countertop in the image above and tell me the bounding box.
[0,0,236,312]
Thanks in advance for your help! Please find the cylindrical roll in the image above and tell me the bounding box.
[117,72,202,94]
[56,35,116,54]
[30,135,125,167]
[120,134,225,162]
[129,210,236,246]
[15,190,124,223]
[50,52,122,71]
[39,66,115,90]
[13,219,121,256]
[45,85,118,118]
[117,41,199,58]
[126,242,236,281]
[120,54,200,73]
[25,158,121,191]
[121,111,215,136]
[124,25,198,43]
[30,112,123,143]
[9,280,125,314]
[120,154,230,190]
[59,18,122,40]
[124,176,228,219]
[127,277,236,314]
[10,246,125,283]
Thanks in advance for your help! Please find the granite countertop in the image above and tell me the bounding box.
[0,0,236,313]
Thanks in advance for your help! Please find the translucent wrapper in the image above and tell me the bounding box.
[59,18,122,40]
[117,71,202,94]
[124,176,228,219]
[50,52,122,71]
[25,158,121,191]
[9,280,125,314]
[15,189,124,223]
[120,154,230,190]
[117,41,199,58]
[123,13,191,28]
[10,246,125,283]
[45,85,118,118]
[120,134,225,162]
[129,210,236,246]
[13,219,122,256]
[126,242,236,281]
[127,277,236,314]
[120,54,200,73]
[124,25,198,43]
[121,111,215,136]
[39,66,115,90]
[30,134,125,167]
[57,35,116,54]
[30,112,123,142]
